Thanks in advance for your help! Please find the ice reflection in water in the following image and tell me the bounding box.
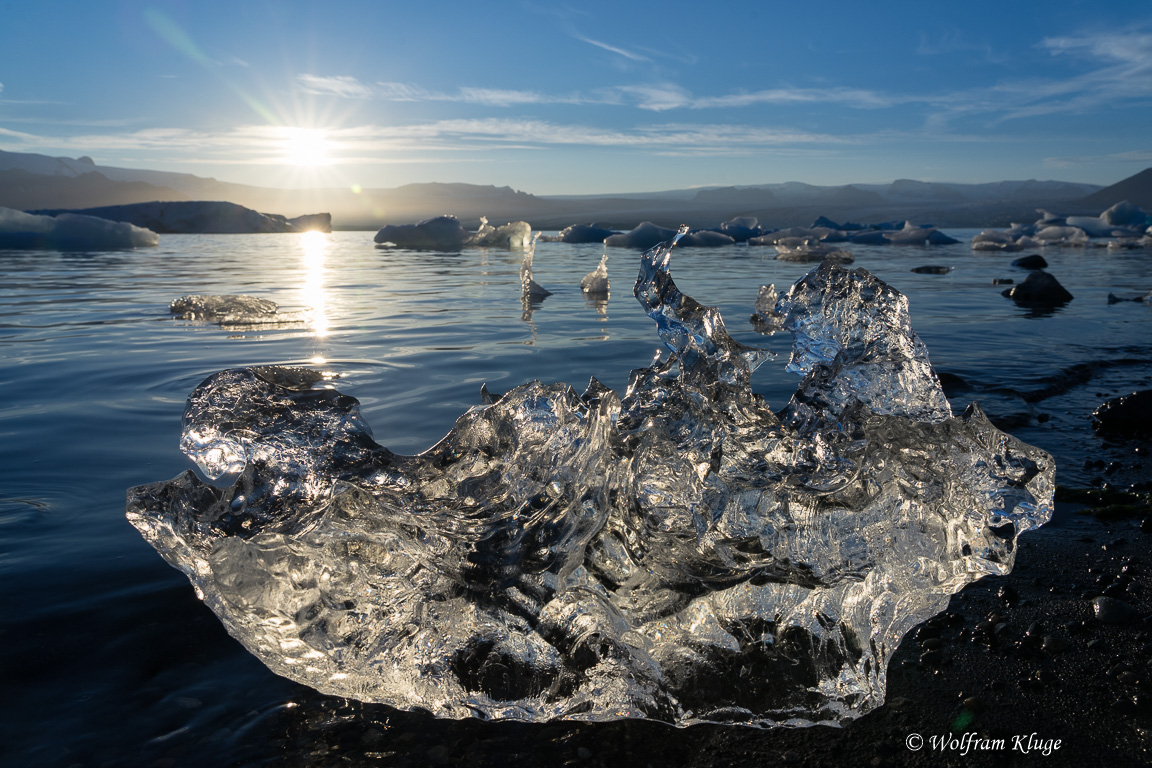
[128,238,1053,728]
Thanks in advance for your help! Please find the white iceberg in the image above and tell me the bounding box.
[0,206,157,250]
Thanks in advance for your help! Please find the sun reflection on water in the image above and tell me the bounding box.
[299,231,330,338]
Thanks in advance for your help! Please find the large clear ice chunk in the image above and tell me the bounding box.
[127,235,1053,728]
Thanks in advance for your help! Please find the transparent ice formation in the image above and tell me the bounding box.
[581,254,610,296]
[170,295,311,328]
[128,231,1053,728]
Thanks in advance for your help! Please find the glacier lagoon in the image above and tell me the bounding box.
[2,229,1150,762]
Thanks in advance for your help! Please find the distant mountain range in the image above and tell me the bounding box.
[2,148,1147,229]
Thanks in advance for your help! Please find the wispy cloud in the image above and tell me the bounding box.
[1043,148,1152,167]
[297,74,375,99]
[0,125,40,141]
[988,29,1152,120]
[616,84,692,111]
[1042,30,1152,64]
[0,118,852,166]
[300,75,607,107]
[694,87,897,109]
[573,34,650,63]
[916,28,1007,64]
[299,74,906,113]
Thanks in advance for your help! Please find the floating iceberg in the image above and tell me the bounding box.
[0,206,157,250]
[128,231,1053,728]
[31,201,331,234]
[580,253,610,296]
[469,216,532,248]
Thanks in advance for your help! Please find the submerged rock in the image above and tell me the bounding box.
[1092,390,1152,435]
[1001,271,1074,306]
[129,231,1053,728]
[1011,254,1048,269]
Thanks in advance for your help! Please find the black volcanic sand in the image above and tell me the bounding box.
[90,497,1148,768]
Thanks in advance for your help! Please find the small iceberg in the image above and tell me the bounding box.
[580,253,610,296]
[773,238,854,263]
[169,295,310,328]
[0,206,157,250]
[468,216,532,248]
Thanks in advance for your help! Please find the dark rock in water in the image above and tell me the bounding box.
[993,278,1014,285]
[1092,596,1139,624]
[677,230,735,247]
[1011,254,1048,269]
[1093,390,1152,435]
[603,221,677,250]
[557,223,618,244]
[1002,271,1074,306]
[375,215,469,250]
[811,215,841,229]
[911,265,951,274]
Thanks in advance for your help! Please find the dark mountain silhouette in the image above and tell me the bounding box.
[1,147,1133,229]
[0,169,188,210]
[1077,168,1152,210]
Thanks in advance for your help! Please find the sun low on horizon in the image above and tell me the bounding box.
[281,127,331,168]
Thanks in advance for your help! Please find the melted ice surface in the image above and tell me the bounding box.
[128,235,1053,728]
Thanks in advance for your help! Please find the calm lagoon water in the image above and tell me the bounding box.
[1,230,1149,765]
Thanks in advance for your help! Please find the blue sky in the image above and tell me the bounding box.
[1,0,1150,194]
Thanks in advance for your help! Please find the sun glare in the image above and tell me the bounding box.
[283,128,330,167]
[299,230,330,338]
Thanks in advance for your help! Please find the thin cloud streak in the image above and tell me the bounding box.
[297,74,375,99]
[2,118,855,167]
[573,34,650,62]
[299,74,905,112]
